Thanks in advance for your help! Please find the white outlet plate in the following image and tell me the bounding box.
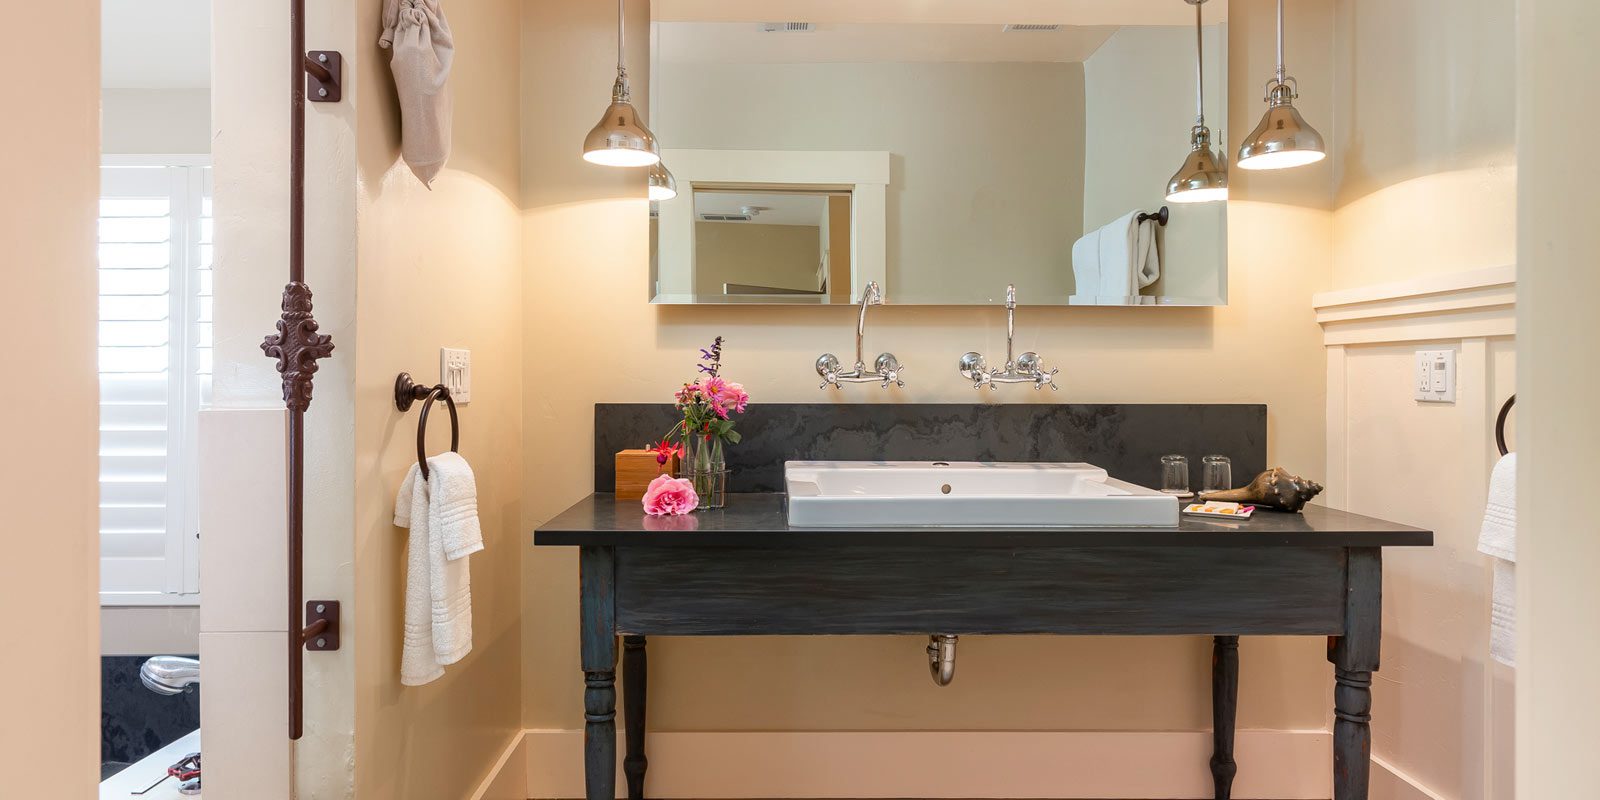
[440,347,471,404]
[1414,349,1455,403]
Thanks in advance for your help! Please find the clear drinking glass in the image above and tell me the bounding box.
[1202,455,1233,493]
[1160,454,1190,495]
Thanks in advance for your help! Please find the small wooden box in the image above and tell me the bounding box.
[615,449,678,500]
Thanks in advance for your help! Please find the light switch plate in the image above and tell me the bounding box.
[440,347,471,404]
[1414,349,1455,403]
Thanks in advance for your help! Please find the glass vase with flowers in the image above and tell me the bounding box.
[647,336,749,510]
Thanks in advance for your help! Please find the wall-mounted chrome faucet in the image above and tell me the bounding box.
[817,281,905,389]
[958,284,1058,391]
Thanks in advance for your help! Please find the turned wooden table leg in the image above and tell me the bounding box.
[1211,635,1240,799]
[1329,548,1382,800]
[581,547,618,800]
[623,635,649,800]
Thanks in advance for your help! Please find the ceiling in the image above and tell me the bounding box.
[103,0,211,89]
[694,192,829,226]
[657,22,1120,65]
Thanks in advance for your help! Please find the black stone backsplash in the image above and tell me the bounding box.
[595,403,1266,493]
[102,655,199,775]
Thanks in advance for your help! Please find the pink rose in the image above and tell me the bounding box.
[642,474,699,516]
[721,381,750,414]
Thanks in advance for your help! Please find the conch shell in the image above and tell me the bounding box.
[1199,467,1324,513]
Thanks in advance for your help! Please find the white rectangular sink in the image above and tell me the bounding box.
[784,461,1179,528]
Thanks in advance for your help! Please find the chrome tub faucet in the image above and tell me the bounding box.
[816,281,905,389]
[958,284,1058,391]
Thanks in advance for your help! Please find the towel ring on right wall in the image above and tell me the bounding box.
[395,372,459,479]
[1495,394,1516,456]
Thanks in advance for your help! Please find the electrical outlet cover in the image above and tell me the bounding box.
[440,347,471,404]
[1414,349,1455,403]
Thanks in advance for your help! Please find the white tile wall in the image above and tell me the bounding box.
[199,631,290,797]
[199,409,288,632]
[197,408,291,797]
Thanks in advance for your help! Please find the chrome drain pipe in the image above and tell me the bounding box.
[927,635,958,686]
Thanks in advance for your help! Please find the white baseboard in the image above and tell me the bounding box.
[502,728,1330,799]
[471,730,531,800]
[1370,755,1448,800]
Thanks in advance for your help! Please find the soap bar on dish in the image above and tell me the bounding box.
[615,449,677,500]
[1183,501,1256,520]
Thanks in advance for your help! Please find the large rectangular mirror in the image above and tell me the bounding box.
[647,1,1229,306]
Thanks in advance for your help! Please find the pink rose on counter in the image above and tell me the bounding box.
[642,474,699,516]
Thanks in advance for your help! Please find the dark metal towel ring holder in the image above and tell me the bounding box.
[1495,394,1516,456]
[395,372,459,480]
[1138,206,1171,227]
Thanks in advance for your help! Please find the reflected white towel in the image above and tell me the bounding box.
[396,452,484,686]
[1477,453,1516,666]
[1071,211,1160,302]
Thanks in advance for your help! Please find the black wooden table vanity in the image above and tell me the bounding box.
[535,492,1432,800]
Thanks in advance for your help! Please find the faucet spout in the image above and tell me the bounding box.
[855,280,882,369]
[927,634,958,686]
[1004,284,1016,368]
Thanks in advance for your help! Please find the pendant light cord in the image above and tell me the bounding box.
[1276,0,1287,82]
[616,0,625,74]
[1193,0,1206,126]
[612,0,630,101]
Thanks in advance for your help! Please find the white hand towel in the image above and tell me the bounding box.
[1071,211,1161,302]
[1477,452,1516,666]
[395,452,483,686]
[379,0,454,187]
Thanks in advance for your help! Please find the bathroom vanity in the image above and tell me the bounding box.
[537,494,1430,800]
[534,405,1433,800]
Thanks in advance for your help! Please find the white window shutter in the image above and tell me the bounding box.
[99,161,211,605]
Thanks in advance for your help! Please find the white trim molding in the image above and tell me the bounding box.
[502,728,1330,799]
[1312,265,1515,346]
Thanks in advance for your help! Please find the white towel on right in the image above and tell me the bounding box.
[1477,452,1516,666]
[1071,211,1160,302]
[396,451,484,686]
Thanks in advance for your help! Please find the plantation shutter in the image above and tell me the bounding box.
[98,162,211,604]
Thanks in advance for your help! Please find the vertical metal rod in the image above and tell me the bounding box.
[288,0,308,741]
[1276,0,1287,80]
[1194,0,1206,124]
[616,0,625,75]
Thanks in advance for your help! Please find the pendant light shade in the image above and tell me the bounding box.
[1167,126,1230,203]
[1166,0,1227,203]
[583,0,660,167]
[1237,0,1325,170]
[647,162,678,201]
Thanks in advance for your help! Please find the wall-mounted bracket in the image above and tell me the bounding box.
[304,51,342,102]
[303,600,340,651]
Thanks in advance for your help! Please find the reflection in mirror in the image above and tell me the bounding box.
[681,189,852,302]
[647,2,1229,306]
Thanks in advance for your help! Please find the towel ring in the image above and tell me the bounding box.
[1495,394,1516,456]
[394,372,459,480]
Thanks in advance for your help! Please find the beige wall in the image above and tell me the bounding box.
[351,0,525,797]
[522,0,1335,735]
[102,88,212,154]
[694,222,821,296]
[653,60,1086,303]
[1325,0,1519,797]
[1329,0,1517,288]
[1514,0,1600,796]
[0,1,100,792]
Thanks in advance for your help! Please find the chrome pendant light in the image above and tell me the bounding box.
[1167,0,1228,203]
[647,161,677,200]
[1237,0,1325,169]
[583,0,660,167]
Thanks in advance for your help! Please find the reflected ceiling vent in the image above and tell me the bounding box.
[1003,24,1062,32]
[700,205,768,223]
[761,22,815,32]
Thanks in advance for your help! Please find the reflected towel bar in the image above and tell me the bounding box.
[1138,206,1171,227]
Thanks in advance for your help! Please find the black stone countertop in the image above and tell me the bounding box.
[534,493,1433,548]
